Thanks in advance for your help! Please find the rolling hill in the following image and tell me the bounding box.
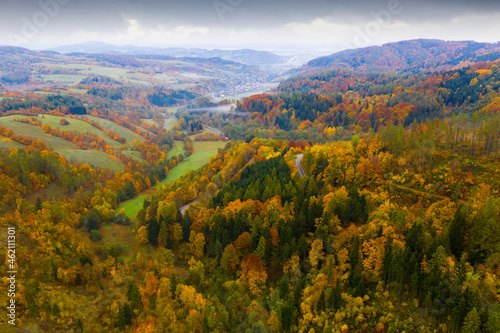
[304,39,500,74]
[48,41,289,68]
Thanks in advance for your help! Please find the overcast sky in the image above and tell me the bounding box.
[1,0,500,53]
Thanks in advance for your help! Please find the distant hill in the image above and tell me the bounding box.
[304,39,500,74]
[48,41,288,67]
[0,45,36,55]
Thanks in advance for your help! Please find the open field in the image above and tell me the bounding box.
[0,136,26,150]
[119,140,226,218]
[192,140,227,154]
[32,90,56,95]
[118,187,157,218]
[166,140,185,159]
[122,149,145,162]
[67,88,88,94]
[61,150,124,172]
[165,117,179,131]
[38,62,152,85]
[0,116,77,150]
[157,141,226,186]
[86,115,146,143]
[0,116,124,171]
[40,115,123,147]
[40,74,83,85]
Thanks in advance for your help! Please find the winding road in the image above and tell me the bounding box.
[296,154,305,177]
[203,124,228,141]
[163,117,175,130]
[180,199,199,215]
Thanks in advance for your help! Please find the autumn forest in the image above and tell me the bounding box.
[0,39,500,333]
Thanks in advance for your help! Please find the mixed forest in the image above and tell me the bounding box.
[0,40,499,333]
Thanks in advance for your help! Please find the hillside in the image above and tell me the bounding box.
[49,42,289,68]
[0,46,270,99]
[0,38,499,332]
[304,39,500,74]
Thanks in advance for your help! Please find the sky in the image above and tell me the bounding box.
[1,0,500,54]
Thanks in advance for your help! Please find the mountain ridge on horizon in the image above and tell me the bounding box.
[301,38,500,74]
[46,41,289,68]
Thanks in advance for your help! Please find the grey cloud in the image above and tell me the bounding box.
[1,0,499,47]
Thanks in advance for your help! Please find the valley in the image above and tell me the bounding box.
[0,39,499,332]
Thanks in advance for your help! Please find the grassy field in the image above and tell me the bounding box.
[38,62,151,85]
[119,140,226,218]
[166,140,185,159]
[118,188,157,218]
[62,150,124,172]
[0,116,77,151]
[157,141,226,186]
[0,136,26,150]
[67,88,88,94]
[122,149,145,162]
[165,117,179,131]
[32,90,56,95]
[86,115,146,143]
[40,115,123,147]
[40,74,83,85]
[0,116,124,171]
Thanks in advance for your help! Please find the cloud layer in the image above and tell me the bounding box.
[1,0,500,51]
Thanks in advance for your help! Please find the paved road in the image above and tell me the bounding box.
[180,199,199,215]
[203,124,228,141]
[163,117,175,130]
[296,154,305,177]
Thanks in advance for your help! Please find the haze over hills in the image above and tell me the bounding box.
[48,41,291,68]
[303,39,500,74]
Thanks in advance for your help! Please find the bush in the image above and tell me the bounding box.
[85,209,102,231]
[110,212,132,226]
[99,242,123,259]
[89,230,102,242]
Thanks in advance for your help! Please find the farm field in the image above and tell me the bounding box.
[86,115,146,143]
[61,150,124,172]
[0,116,124,171]
[157,141,226,186]
[166,140,184,159]
[37,62,152,85]
[67,88,88,94]
[39,115,123,147]
[0,116,77,151]
[40,74,83,85]
[0,136,26,150]
[119,140,225,218]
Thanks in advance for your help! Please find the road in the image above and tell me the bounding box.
[163,117,175,130]
[180,199,199,215]
[296,154,305,177]
[203,124,228,141]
